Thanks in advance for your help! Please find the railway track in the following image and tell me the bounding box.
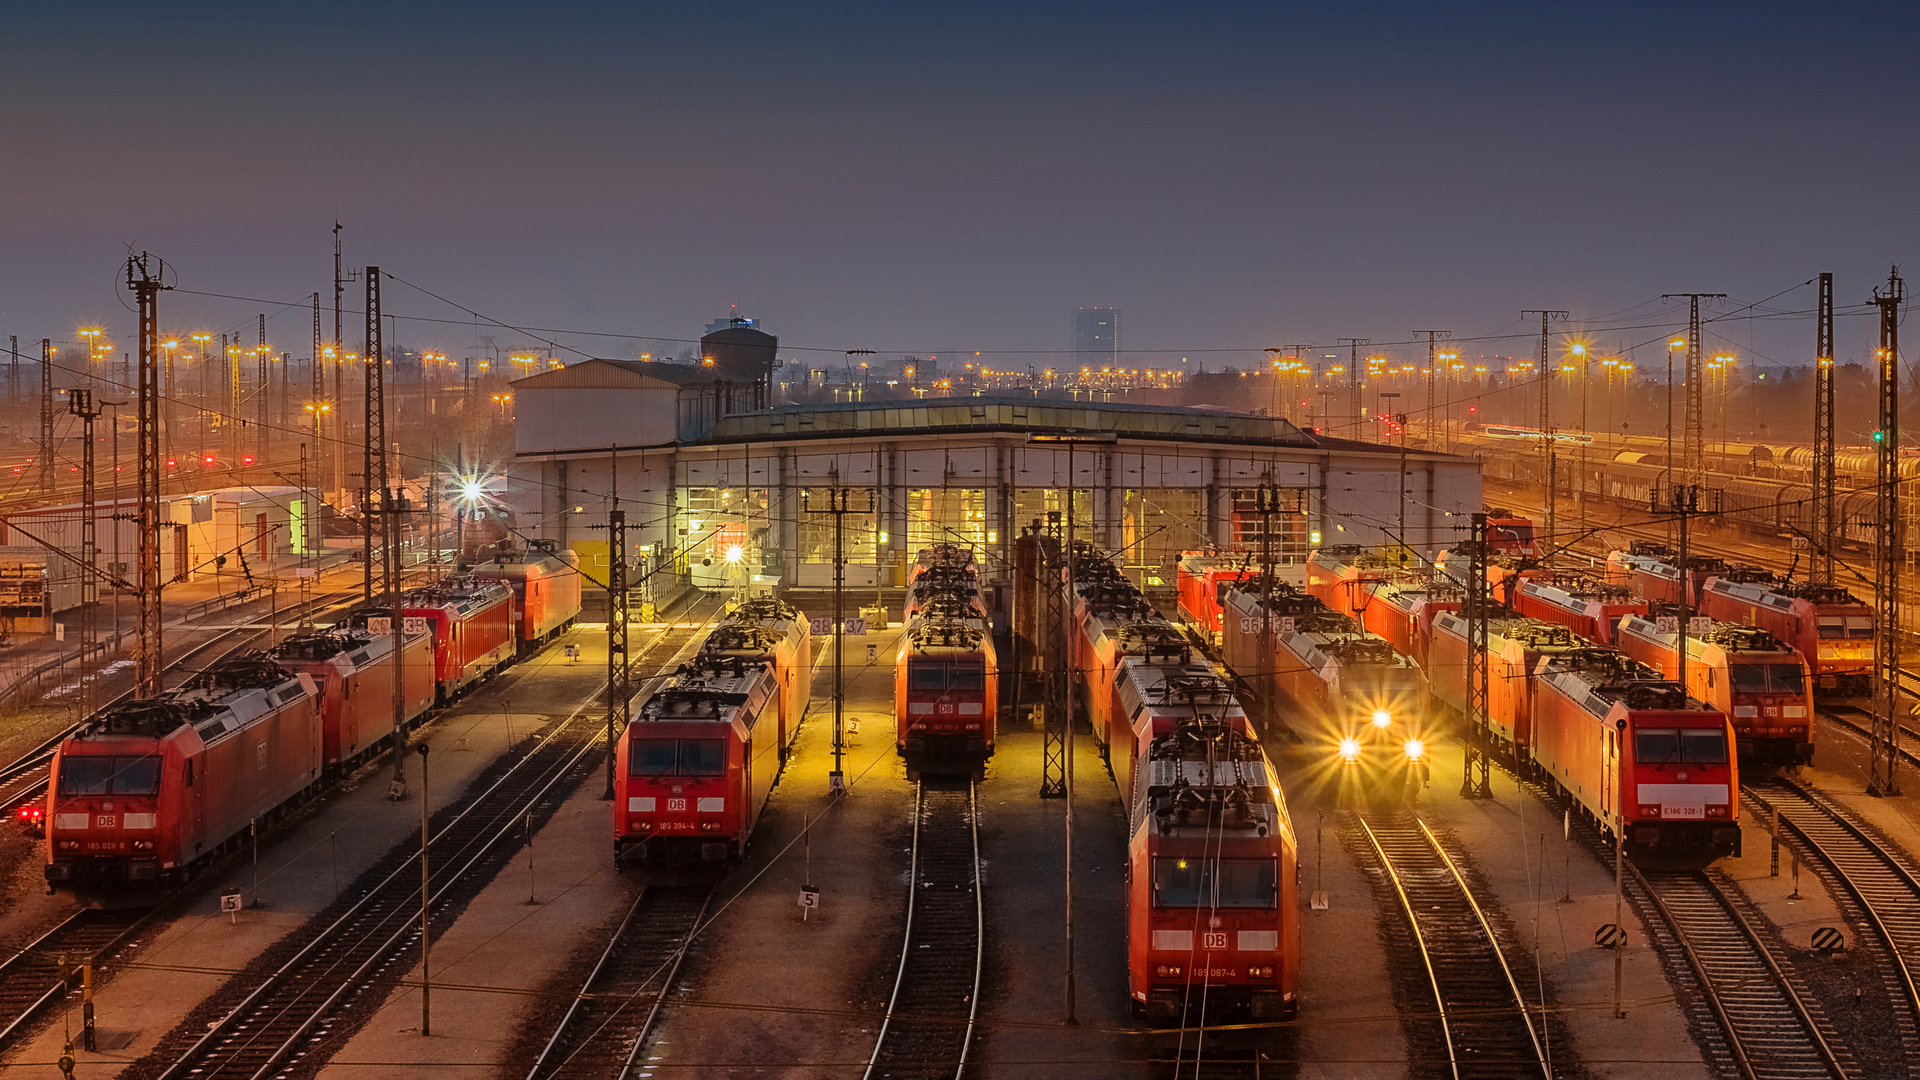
[0,906,157,1051]
[1817,704,1920,771]
[864,778,983,1080]
[524,886,712,1080]
[0,587,362,823]
[1356,814,1553,1080]
[1627,863,1850,1080]
[1744,777,1920,1037]
[126,600,722,1080]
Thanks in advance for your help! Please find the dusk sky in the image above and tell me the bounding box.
[8,2,1920,373]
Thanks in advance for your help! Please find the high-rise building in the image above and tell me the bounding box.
[1072,307,1120,367]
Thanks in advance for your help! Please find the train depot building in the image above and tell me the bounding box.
[505,358,1483,594]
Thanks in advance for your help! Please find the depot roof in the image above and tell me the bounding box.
[692,396,1320,448]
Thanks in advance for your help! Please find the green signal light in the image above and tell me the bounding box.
[1874,430,1887,442]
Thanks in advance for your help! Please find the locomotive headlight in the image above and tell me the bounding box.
[1403,738,1425,762]
[1155,965,1184,978]
[1371,709,1393,729]
[1339,738,1362,762]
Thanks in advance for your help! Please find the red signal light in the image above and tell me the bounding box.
[203,456,215,465]
[242,456,255,465]
[167,459,177,467]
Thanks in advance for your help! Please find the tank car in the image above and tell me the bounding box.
[470,540,583,653]
[1698,576,1872,697]
[1127,716,1298,1024]
[1530,648,1741,859]
[1427,611,1581,760]
[613,654,782,872]
[1177,552,1254,644]
[271,626,436,770]
[1615,613,1814,769]
[45,657,319,890]
[1512,575,1644,646]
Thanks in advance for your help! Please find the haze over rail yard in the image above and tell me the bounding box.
[4,4,1920,1079]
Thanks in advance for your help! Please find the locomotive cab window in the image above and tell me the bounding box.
[1845,616,1874,639]
[1817,616,1846,638]
[628,739,727,776]
[908,665,985,692]
[1634,728,1728,766]
[58,755,160,796]
[1151,857,1277,908]
[1729,664,1806,694]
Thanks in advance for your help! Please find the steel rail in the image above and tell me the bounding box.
[864,780,984,1080]
[1745,777,1920,1028]
[149,600,721,1080]
[1357,815,1461,1080]
[0,906,158,1050]
[1627,863,1848,1080]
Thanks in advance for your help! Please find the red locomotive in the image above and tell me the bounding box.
[1482,508,1541,558]
[1531,648,1741,858]
[393,577,517,703]
[470,540,583,654]
[1615,613,1815,768]
[1127,716,1298,1023]
[1512,575,1644,647]
[1607,545,1726,607]
[45,657,320,889]
[1176,551,1254,644]
[1221,582,1426,755]
[704,596,814,755]
[1354,573,1459,667]
[1426,610,1581,761]
[271,627,437,770]
[613,654,783,872]
[1304,545,1392,624]
[1698,575,1873,697]
[1112,659,1249,796]
[896,546,998,773]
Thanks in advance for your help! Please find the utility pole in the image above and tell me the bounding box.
[604,507,629,800]
[69,389,102,707]
[299,442,313,624]
[1869,268,1906,798]
[1657,483,1713,695]
[257,314,270,453]
[1337,339,1370,440]
[1414,330,1451,449]
[311,292,325,491]
[803,471,872,791]
[1460,512,1492,799]
[40,339,55,495]
[126,254,170,698]
[1662,293,1726,490]
[366,268,408,793]
[1521,310,1568,542]
[8,336,16,406]
[1813,273,1837,585]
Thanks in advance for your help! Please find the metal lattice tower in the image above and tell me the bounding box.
[126,254,169,698]
[363,269,385,607]
[1461,511,1492,799]
[39,338,54,495]
[804,471,872,792]
[1039,510,1067,797]
[1337,338,1370,440]
[68,388,102,708]
[1814,272,1837,584]
[605,507,628,799]
[1522,311,1567,541]
[1415,330,1450,450]
[1662,293,1726,490]
[1869,267,1906,798]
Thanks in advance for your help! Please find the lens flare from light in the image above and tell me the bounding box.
[1371,709,1392,729]
[724,545,744,564]
[1339,738,1361,762]
[1404,738,1425,761]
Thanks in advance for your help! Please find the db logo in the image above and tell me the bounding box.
[938,703,956,715]
[95,815,116,829]
[1202,932,1229,951]
[667,798,687,812]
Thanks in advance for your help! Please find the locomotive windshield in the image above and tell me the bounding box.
[1819,615,1874,639]
[628,739,728,776]
[1633,728,1729,766]
[58,755,161,796]
[908,664,986,692]
[1151,857,1277,909]
[1729,664,1806,694]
